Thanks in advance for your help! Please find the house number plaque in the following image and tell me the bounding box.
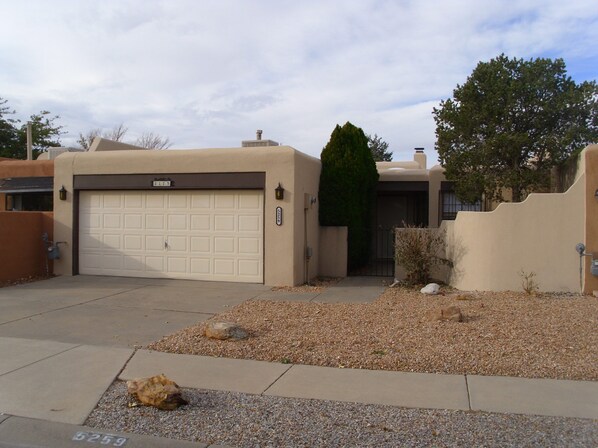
[152,178,172,187]
[276,206,283,226]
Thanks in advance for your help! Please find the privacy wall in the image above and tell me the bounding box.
[442,146,598,293]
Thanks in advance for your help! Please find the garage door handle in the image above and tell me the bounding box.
[164,241,168,249]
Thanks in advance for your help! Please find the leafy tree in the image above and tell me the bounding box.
[319,122,379,270]
[0,98,19,157]
[433,54,598,203]
[0,98,63,159]
[366,133,392,161]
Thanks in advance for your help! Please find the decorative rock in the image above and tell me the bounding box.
[205,321,248,340]
[126,374,188,410]
[427,306,463,322]
[420,283,440,295]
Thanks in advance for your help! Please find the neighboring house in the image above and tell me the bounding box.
[0,158,54,211]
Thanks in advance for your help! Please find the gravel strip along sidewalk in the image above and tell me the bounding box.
[148,289,598,381]
[86,381,598,448]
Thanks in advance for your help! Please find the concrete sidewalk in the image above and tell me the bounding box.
[121,349,598,420]
[1,337,596,429]
[1,337,597,447]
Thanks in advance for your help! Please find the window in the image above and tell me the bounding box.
[441,191,481,221]
[5,193,53,211]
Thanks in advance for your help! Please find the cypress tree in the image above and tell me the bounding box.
[319,122,379,270]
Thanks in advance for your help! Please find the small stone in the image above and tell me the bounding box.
[427,306,463,322]
[205,321,248,340]
[421,283,440,295]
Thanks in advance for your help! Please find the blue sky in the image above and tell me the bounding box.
[1,0,596,163]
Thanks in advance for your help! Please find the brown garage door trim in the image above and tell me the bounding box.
[74,172,265,190]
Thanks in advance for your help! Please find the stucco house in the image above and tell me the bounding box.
[51,135,461,286]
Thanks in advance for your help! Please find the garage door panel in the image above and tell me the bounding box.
[103,214,121,229]
[167,214,188,230]
[124,214,143,229]
[124,194,143,208]
[214,259,235,275]
[190,194,210,208]
[145,235,165,251]
[102,234,121,249]
[79,190,263,283]
[214,237,235,253]
[80,233,101,249]
[239,238,260,254]
[145,256,164,271]
[146,194,165,208]
[80,213,101,229]
[238,215,260,232]
[166,236,187,251]
[215,194,235,209]
[145,214,165,230]
[190,258,211,274]
[214,215,235,231]
[239,259,260,276]
[167,257,187,273]
[103,194,122,208]
[168,194,187,208]
[239,194,261,209]
[191,236,210,253]
[124,235,143,250]
[101,254,123,269]
[190,214,210,230]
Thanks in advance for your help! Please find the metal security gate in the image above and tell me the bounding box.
[350,227,395,277]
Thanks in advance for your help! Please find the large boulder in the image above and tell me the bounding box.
[205,321,248,340]
[427,306,463,322]
[127,374,188,410]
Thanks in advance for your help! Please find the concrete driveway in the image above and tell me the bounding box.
[0,275,270,347]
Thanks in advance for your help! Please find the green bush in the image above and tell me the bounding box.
[319,122,379,270]
[395,225,452,285]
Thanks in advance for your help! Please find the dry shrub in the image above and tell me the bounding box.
[395,225,452,285]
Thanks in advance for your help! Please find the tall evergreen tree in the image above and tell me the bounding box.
[319,122,379,270]
[366,133,393,161]
[434,54,598,203]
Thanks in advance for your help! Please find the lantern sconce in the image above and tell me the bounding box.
[59,185,67,201]
[595,189,598,198]
[275,183,284,200]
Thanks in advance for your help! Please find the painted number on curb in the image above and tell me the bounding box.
[72,431,128,446]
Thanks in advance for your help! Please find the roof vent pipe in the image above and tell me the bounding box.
[26,122,33,161]
[256,130,263,141]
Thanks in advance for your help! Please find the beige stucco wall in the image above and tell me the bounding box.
[583,145,598,294]
[292,150,321,283]
[444,170,585,292]
[53,146,320,286]
[318,226,348,278]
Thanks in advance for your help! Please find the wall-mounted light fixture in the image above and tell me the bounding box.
[595,189,598,198]
[275,183,284,200]
[59,185,67,201]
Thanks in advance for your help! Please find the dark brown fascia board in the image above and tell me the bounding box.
[73,172,266,190]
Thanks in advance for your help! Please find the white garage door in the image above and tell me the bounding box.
[78,190,263,283]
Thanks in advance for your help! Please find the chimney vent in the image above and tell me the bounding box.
[413,147,427,169]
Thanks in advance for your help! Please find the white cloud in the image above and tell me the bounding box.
[0,0,596,161]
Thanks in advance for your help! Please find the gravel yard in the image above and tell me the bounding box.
[86,381,598,448]
[149,288,598,381]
